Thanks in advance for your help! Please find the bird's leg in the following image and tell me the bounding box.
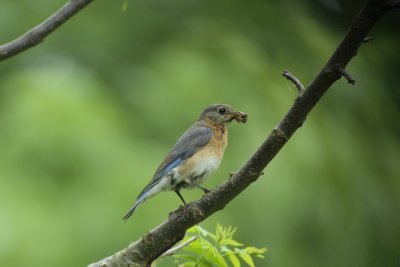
[174,189,187,205]
[192,183,211,193]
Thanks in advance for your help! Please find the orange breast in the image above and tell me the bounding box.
[177,123,228,184]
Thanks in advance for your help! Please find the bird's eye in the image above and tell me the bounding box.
[218,107,226,115]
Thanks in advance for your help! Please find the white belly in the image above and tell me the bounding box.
[190,156,220,177]
[177,156,221,186]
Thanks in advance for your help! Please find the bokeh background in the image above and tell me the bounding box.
[0,0,399,266]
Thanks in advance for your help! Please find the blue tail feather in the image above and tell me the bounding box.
[122,193,148,221]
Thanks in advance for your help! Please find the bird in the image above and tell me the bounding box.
[123,104,247,221]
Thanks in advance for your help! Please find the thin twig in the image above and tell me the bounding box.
[159,236,197,258]
[339,68,356,85]
[282,70,305,92]
[0,0,94,62]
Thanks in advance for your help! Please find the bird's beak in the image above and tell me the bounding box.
[231,111,247,123]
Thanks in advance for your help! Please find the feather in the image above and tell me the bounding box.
[122,122,212,219]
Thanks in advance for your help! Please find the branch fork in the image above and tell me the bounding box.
[339,68,356,85]
[282,70,305,92]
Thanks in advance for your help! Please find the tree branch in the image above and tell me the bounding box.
[384,0,400,10]
[0,0,94,62]
[88,0,394,266]
[339,68,356,85]
[282,70,305,92]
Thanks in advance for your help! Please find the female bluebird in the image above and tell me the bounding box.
[123,104,247,220]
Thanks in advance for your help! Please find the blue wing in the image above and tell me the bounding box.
[138,122,212,198]
[123,122,212,220]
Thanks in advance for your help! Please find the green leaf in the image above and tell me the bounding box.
[228,254,241,267]
[196,258,214,267]
[196,225,211,237]
[220,246,241,267]
[195,225,217,241]
[216,223,236,240]
[182,241,204,256]
[214,223,244,249]
[219,246,232,254]
[244,246,268,256]
[186,227,197,233]
[175,224,267,267]
[173,254,198,262]
[184,238,228,267]
[220,238,243,247]
[175,261,195,267]
[238,252,255,267]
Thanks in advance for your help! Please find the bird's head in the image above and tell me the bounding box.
[199,104,247,124]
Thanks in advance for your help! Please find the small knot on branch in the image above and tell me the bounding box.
[142,232,153,244]
[250,170,264,177]
[339,68,355,85]
[282,70,305,92]
[363,36,375,43]
[189,207,205,220]
[248,169,264,182]
[272,128,288,143]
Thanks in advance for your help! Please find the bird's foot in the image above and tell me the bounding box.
[192,183,210,193]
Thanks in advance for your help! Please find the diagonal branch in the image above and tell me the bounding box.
[88,0,395,266]
[0,0,94,62]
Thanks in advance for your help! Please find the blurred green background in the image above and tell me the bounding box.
[0,0,399,266]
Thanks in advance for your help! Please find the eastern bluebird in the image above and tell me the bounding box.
[123,104,247,220]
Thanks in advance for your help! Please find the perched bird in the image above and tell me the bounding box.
[123,104,247,220]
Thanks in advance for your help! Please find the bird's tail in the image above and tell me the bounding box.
[122,193,147,221]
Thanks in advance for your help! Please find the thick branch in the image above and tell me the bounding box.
[0,0,94,62]
[88,0,392,266]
